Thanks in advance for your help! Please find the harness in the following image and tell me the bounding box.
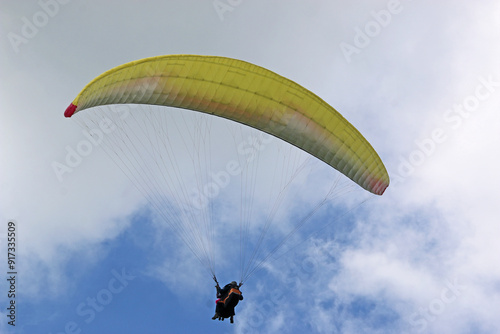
[221,288,241,305]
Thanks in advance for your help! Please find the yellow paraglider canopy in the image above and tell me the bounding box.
[65,54,389,194]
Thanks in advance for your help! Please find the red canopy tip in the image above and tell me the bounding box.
[64,103,77,118]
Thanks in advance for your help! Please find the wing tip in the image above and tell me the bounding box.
[376,183,389,195]
[64,103,77,118]
[367,177,390,195]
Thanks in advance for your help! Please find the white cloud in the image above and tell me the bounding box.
[1,1,500,333]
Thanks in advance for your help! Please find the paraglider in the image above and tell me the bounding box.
[64,54,389,195]
[212,280,243,323]
[64,54,389,321]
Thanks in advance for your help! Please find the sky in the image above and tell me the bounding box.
[1,1,500,333]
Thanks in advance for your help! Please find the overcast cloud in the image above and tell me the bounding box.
[1,1,500,333]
